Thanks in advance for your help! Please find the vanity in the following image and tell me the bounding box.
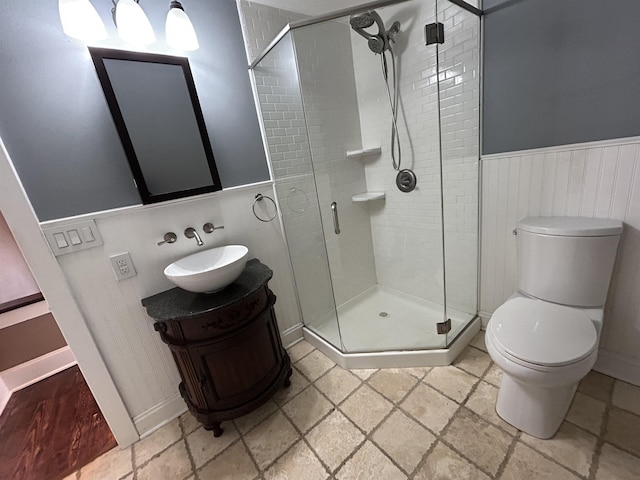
[142,259,292,437]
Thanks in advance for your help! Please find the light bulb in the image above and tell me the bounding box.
[166,1,199,51]
[115,0,156,45]
[58,0,107,42]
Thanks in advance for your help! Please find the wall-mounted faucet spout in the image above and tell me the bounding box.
[184,227,203,246]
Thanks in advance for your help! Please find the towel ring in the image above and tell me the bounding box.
[252,193,278,222]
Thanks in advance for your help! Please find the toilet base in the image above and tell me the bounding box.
[496,374,578,439]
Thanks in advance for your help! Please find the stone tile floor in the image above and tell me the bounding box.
[67,332,640,479]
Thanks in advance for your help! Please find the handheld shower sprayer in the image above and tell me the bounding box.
[350,11,388,54]
[350,10,409,184]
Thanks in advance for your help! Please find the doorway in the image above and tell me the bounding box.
[0,138,138,451]
[0,209,117,479]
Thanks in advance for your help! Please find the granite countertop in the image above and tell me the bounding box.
[141,259,273,322]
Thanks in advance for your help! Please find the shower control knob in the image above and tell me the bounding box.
[396,169,417,193]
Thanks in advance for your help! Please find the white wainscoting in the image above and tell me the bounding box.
[481,136,640,384]
[42,183,302,436]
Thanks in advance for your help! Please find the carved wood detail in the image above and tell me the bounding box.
[148,267,291,437]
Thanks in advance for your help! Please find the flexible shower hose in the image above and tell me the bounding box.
[380,46,401,171]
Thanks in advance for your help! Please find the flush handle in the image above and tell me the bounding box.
[331,202,340,235]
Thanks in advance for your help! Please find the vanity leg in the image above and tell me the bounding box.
[204,422,224,437]
[283,367,292,388]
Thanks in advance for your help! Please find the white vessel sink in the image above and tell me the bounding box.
[164,245,249,293]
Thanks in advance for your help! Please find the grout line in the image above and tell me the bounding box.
[431,371,499,478]
[179,415,201,480]
[494,430,521,478]
[587,391,611,480]
[265,388,334,475]
[237,434,263,480]
[70,339,640,480]
[131,427,186,475]
[517,429,592,479]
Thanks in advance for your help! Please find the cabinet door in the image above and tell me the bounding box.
[193,309,284,410]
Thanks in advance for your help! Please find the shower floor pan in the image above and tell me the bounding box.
[303,285,481,369]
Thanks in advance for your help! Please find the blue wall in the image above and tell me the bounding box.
[0,0,268,220]
[483,0,640,154]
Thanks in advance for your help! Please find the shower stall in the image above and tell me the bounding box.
[250,0,482,367]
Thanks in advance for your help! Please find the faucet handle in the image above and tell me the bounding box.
[203,223,224,234]
[157,232,177,246]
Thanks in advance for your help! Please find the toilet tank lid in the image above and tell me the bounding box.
[517,216,623,236]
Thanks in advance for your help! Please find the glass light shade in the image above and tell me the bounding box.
[58,0,107,42]
[115,0,156,45]
[166,5,199,51]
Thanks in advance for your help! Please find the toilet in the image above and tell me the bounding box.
[486,216,623,439]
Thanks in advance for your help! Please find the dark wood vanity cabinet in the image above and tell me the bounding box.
[142,260,292,437]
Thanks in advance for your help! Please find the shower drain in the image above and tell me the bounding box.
[379,311,390,318]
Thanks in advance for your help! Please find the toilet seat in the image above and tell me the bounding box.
[489,297,597,368]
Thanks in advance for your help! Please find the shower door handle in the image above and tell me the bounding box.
[331,202,340,234]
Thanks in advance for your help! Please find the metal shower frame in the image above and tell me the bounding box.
[249,0,482,69]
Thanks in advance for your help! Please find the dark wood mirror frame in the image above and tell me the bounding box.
[89,47,222,204]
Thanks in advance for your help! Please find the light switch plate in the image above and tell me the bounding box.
[43,219,103,256]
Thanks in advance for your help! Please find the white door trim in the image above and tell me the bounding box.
[0,138,139,447]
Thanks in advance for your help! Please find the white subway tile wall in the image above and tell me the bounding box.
[241,0,480,336]
[293,20,378,307]
[238,0,307,63]
[252,35,337,331]
[352,1,479,309]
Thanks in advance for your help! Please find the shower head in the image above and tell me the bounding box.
[350,11,399,54]
[368,37,385,54]
[350,12,385,44]
[350,14,370,29]
[350,12,377,29]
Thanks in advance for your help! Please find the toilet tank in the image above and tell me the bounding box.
[516,217,623,307]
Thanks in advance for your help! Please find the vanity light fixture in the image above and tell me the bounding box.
[59,0,199,51]
[166,1,199,51]
[114,0,156,45]
[58,0,108,42]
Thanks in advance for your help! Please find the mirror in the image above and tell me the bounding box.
[89,47,222,204]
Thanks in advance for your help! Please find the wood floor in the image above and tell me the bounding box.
[0,366,116,480]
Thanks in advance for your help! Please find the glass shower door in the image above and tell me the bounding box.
[291,0,450,353]
[252,33,344,351]
[253,0,481,354]
[436,0,481,344]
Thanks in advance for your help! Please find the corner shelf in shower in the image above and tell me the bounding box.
[352,192,386,203]
[345,146,381,159]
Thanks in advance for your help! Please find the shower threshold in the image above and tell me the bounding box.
[302,285,481,369]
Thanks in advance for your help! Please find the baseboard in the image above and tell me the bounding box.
[0,300,49,330]
[594,348,640,387]
[478,311,492,328]
[281,322,304,348]
[133,392,187,438]
[0,346,76,394]
[0,378,10,415]
[132,322,305,437]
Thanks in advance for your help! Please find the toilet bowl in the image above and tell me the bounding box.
[486,295,599,438]
[486,216,622,439]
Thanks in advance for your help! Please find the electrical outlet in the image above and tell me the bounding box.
[109,253,136,281]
